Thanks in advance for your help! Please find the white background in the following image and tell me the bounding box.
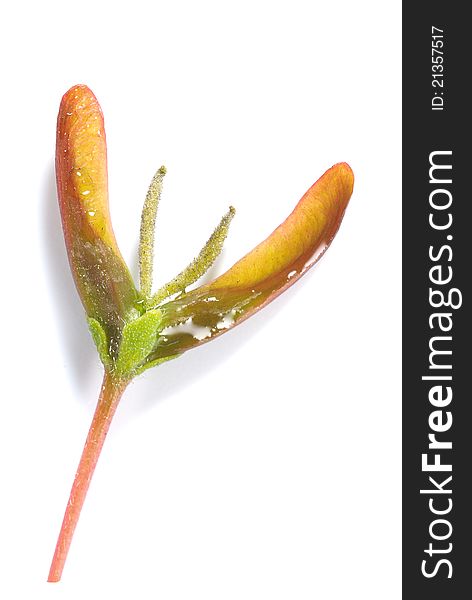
[1,1,401,598]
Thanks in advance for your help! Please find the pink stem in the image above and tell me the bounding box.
[48,372,128,582]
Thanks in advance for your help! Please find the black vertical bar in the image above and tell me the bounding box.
[403,4,471,598]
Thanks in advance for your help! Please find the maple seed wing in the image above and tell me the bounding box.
[148,163,354,361]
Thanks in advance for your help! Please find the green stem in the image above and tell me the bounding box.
[47,372,128,582]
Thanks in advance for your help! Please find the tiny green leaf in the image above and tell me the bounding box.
[87,318,112,369]
[134,354,179,376]
[114,309,163,378]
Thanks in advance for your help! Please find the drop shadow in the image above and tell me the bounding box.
[39,161,96,398]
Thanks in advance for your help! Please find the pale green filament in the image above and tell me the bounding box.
[139,166,167,297]
[148,206,236,307]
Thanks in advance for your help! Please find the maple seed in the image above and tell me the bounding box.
[48,83,354,582]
